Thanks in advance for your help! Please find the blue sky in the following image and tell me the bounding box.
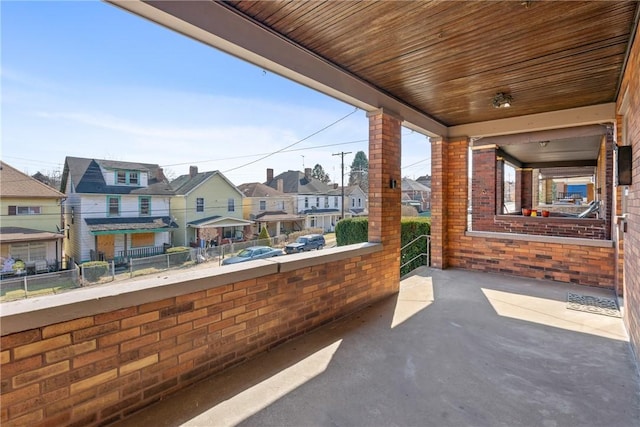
[1,1,431,185]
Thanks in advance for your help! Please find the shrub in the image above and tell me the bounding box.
[166,246,191,264]
[400,217,431,276]
[81,261,109,282]
[258,226,272,246]
[335,218,368,246]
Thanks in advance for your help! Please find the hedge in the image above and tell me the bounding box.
[80,261,109,282]
[335,217,431,275]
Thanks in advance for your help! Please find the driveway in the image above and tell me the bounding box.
[113,267,640,427]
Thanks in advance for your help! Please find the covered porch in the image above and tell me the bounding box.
[113,268,639,426]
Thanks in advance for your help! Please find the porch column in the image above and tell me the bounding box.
[367,109,402,259]
[431,136,468,269]
[515,168,533,211]
[430,137,448,269]
[471,145,497,231]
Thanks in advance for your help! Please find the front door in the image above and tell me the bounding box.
[96,235,115,260]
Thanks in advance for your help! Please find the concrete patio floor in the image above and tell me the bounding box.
[114,268,640,427]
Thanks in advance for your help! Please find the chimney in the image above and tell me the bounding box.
[267,168,274,182]
[277,178,284,193]
[305,168,312,180]
[189,166,198,177]
[333,183,339,189]
[156,168,165,182]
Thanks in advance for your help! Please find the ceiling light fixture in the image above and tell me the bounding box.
[492,92,513,108]
[539,140,549,148]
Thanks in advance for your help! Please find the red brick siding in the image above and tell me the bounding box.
[490,216,607,239]
[0,251,395,426]
[617,23,640,362]
[471,147,497,231]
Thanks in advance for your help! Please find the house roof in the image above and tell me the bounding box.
[187,215,252,228]
[84,216,177,235]
[0,227,64,243]
[265,170,332,194]
[402,178,431,193]
[254,211,304,222]
[327,185,366,197]
[237,182,287,198]
[61,156,174,195]
[172,170,243,197]
[0,161,65,199]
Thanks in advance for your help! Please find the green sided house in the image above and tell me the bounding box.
[0,161,65,273]
[171,166,252,247]
[60,157,177,264]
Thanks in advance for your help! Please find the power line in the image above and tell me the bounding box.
[222,108,359,174]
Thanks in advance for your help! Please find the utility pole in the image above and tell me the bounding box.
[333,151,352,220]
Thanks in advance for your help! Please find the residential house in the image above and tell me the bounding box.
[171,166,251,246]
[265,168,342,232]
[328,185,368,216]
[60,157,177,264]
[237,182,304,237]
[0,161,65,272]
[401,177,431,212]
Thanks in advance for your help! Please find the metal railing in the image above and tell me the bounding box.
[0,267,81,302]
[400,234,431,276]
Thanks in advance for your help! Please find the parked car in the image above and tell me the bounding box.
[285,234,326,254]
[221,246,283,265]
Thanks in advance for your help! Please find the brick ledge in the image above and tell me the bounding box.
[0,243,382,336]
[466,231,614,247]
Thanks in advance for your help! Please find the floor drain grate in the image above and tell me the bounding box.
[567,293,621,318]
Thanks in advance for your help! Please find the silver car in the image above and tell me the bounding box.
[221,246,283,265]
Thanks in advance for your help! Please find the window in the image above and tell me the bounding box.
[132,233,154,248]
[107,196,120,216]
[334,197,338,207]
[129,172,139,185]
[10,242,46,261]
[8,206,41,215]
[324,197,329,208]
[304,197,309,208]
[116,170,141,185]
[358,198,362,207]
[228,198,235,212]
[277,201,285,210]
[259,200,266,211]
[196,198,204,212]
[139,196,151,216]
[352,198,356,207]
[316,197,320,207]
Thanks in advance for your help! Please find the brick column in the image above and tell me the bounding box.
[517,168,533,211]
[367,109,402,269]
[430,137,448,268]
[532,170,539,209]
[471,146,497,231]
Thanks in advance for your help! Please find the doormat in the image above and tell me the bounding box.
[567,293,621,318]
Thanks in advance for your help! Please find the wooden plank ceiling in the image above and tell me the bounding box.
[226,0,638,127]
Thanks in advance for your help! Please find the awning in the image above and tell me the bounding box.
[0,227,64,243]
[187,215,253,229]
[85,216,178,235]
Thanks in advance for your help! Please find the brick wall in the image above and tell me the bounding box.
[618,23,640,363]
[0,248,393,426]
[491,216,607,239]
[437,136,616,288]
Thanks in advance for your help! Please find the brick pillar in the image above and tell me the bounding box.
[532,170,539,209]
[496,158,505,214]
[520,169,533,210]
[604,129,614,240]
[430,137,448,268]
[543,178,554,204]
[367,109,402,275]
[471,146,497,231]
[515,168,523,212]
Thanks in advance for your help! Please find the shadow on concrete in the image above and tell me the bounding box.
[114,268,640,427]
